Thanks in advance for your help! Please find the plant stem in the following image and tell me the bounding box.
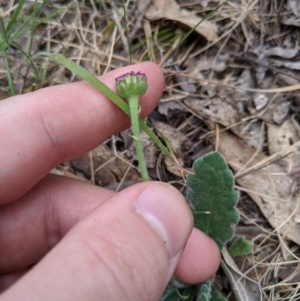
[128,95,149,181]
[35,53,173,160]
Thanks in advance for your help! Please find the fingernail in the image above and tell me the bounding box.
[135,184,193,256]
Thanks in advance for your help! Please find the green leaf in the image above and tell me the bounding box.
[196,281,211,301]
[186,152,239,249]
[228,236,253,258]
[160,282,180,301]
[182,285,199,301]
[210,291,228,301]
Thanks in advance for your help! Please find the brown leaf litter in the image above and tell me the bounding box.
[2,0,300,299]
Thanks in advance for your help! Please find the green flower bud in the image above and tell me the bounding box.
[115,71,148,99]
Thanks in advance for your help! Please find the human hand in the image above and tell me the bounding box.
[0,62,220,301]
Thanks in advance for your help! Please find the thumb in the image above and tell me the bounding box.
[2,182,193,301]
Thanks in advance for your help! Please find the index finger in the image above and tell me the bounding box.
[0,62,164,204]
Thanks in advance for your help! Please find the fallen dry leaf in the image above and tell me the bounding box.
[139,0,218,42]
[221,248,262,301]
[50,166,89,182]
[264,46,298,59]
[281,16,300,27]
[153,121,191,177]
[287,0,300,16]
[257,95,291,125]
[267,119,300,172]
[126,130,157,169]
[271,59,300,70]
[184,96,241,134]
[153,121,190,155]
[158,100,188,116]
[72,144,140,187]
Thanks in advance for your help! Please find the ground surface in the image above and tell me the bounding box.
[1,0,300,300]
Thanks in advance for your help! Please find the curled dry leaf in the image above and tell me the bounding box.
[272,101,291,124]
[153,121,191,177]
[257,95,291,125]
[127,130,157,169]
[184,95,264,149]
[50,166,89,182]
[281,16,300,27]
[139,0,218,42]
[281,0,300,26]
[271,59,300,70]
[253,45,298,59]
[153,121,190,155]
[287,0,300,16]
[253,93,268,110]
[221,248,262,301]
[264,47,298,59]
[158,100,188,116]
[184,97,241,134]
[267,119,300,173]
[278,74,300,86]
[72,144,140,187]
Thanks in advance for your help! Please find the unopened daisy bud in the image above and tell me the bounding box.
[115,71,149,181]
[115,71,148,99]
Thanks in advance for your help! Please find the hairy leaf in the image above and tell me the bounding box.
[186,152,239,249]
[196,281,211,301]
[228,236,253,258]
[160,282,180,301]
[210,291,228,301]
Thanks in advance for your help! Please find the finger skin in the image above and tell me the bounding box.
[0,270,28,293]
[0,62,164,204]
[174,229,221,284]
[0,176,220,286]
[0,175,115,273]
[0,60,221,292]
[1,182,193,301]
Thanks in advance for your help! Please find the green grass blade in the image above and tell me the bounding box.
[160,0,229,65]
[2,1,47,52]
[0,8,9,45]
[10,42,39,78]
[33,53,172,159]
[37,52,130,112]
[36,6,68,26]
[6,0,27,34]
[27,0,39,58]
[3,50,16,95]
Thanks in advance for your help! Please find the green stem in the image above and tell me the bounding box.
[128,95,149,181]
[34,53,173,160]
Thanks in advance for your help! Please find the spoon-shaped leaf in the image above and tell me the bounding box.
[186,152,239,250]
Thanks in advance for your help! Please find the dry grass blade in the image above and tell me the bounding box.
[1,0,300,300]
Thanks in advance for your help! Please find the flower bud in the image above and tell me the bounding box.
[115,71,148,99]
